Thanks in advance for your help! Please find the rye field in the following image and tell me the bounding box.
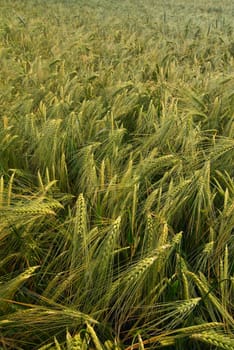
[0,0,234,348]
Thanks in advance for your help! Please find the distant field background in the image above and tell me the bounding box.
[0,0,234,349]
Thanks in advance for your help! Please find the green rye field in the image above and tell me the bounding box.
[0,0,234,348]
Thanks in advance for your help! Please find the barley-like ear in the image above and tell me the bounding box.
[3,115,8,129]
[220,245,229,311]
[131,183,138,235]
[107,244,171,325]
[223,246,228,286]
[65,330,73,349]
[124,245,171,284]
[100,159,105,191]
[143,187,160,213]
[204,240,214,254]
[7,170,15,206]
[104,340,122,350]
[71,193,88,270]
[137,334,145,350]
[161,298,201,330]
[37,170,45,192]
[186,271,234,325]
[176,253,190,299]
[159,337,175,346]
[98,216,121,265]
[71,332,86,350]
[47,273,74,303]
[59,152,69,190]
[191,331,234,350]
[0,266,39,312]
[133,298,201,333]
[72,144,99,201]
[54,337,62,350]
[0,175,4,208]
[1,202,58,216]
[177,297,201,315]
[175,322,224,335]
[104,340,114,350]
[86,323,103,350]
[90,216,121,304]
[157,222,168,247]
[142,213,154,254]
[181,272,190,299]
[126,322,225,350]
[152,231,182,283]
[195,239,214,273]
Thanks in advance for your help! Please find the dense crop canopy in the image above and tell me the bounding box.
[0,0,233,349]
